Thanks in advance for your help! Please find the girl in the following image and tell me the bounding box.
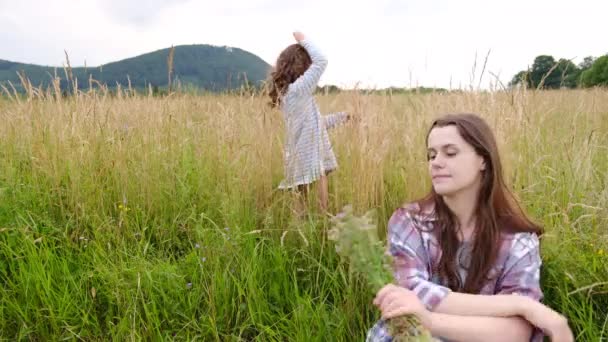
[367,113,573,341]
[268,31,349,216]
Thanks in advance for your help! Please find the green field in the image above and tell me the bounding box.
[0,88,606,340]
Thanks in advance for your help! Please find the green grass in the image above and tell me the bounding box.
[0,89,606,340]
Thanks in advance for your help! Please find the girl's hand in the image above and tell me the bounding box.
[373,284,429,321]
[293,31,306,43]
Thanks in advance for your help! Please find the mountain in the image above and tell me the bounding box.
[0,45,271,92]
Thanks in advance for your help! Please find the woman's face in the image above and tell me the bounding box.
[427,125,486,197]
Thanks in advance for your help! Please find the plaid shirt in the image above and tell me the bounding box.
[366,203,544,342]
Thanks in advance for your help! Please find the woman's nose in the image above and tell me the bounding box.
[430,155,445,169]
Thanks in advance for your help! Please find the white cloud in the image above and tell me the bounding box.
[98,0,192,26]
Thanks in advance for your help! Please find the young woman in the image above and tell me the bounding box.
[368,113,573,342]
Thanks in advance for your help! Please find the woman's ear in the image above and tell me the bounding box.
[480,159,487,171]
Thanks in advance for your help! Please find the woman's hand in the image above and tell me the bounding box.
[373,284,429,322]
[522,301,573,342]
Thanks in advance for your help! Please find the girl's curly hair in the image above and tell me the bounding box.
[267,44,311,107]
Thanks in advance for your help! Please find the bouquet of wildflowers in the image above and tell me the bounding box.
[328,205,434,342]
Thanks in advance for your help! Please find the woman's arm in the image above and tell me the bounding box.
[375,284,533,342]
[423,311,533,342]
[433,291,529,316]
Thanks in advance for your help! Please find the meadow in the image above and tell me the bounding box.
[0,86,606,340]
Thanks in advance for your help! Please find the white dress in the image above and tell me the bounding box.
[278,39,348,190]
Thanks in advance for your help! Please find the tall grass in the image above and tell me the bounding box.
[0,87,606,340]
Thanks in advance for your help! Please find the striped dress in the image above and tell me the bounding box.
[278,39,348,190]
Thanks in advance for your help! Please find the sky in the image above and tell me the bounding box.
[1,0,606,89]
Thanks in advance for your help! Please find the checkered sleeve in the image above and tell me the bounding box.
[388,208,451,311]
[497,232,545,342]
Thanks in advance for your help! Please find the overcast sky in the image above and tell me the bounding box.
[1,0,606,89]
